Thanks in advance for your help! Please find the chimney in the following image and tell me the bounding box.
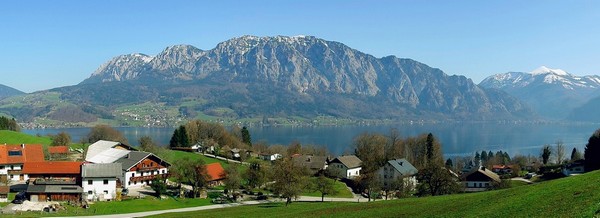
[21,144,25,149]
[399,161,403,166]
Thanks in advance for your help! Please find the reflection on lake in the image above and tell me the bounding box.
[23,123,599,157]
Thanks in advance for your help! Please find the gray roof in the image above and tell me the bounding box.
[113,151,170,171]
[27,184,83,194]
[292,155,328,170]
[85,140,135,162]
[332,155,362,169]
[387,159,418,176]
[82,163,123,178]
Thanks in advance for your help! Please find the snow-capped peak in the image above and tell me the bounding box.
[530,66,569,76]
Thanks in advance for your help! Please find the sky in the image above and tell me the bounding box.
[1,0,600,93]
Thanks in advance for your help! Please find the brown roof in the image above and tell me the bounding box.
[205,162,225,181]
[49,146,69,154]
[331,155,362,169]
[23,161,82,174]
[292,155,328,170]
[0,144,45,164]
[463,166,501,183]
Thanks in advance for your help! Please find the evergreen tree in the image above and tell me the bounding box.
[0,116,19,132]
[541,145,552,165]
[571,147,583,161]
[584,129,600,172]
[474,152,481,166]
[241,126,252,147]
[480,150,488,163]
[169,125,189,148]
[445,158,453,168]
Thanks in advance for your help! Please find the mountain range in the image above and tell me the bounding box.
[480,66,600,120]
[0,84,24,100]
[0,35,555,126]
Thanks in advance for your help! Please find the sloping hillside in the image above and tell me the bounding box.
[0,130,52,146]
[155,170,600,217]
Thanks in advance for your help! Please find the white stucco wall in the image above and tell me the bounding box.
[83,177,117,201]
[124,167,168,188]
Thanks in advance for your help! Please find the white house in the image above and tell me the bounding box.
[82,163,122,201]
[261,153,282,161]
[328,155,362,179]
[115,151,170,188]
[563,160,585,176]
[376,159,418,189]
[462,166,501,192]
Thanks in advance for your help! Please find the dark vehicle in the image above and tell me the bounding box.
[255,195,268,200]
[121,188,129,196]
[12,191,27,204]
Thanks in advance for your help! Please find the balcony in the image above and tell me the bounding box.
[130,174,167,182]
[7,170,22,175]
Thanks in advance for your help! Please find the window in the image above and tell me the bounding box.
[88,180,93,185]
[134,181,137,185]
[103,179,109,185]
[88,191,93,195]
[131,173,134,177]
[0,166,4,169]
[8,150,22,156]
[104,190,109,194]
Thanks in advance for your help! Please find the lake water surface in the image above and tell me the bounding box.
[23,123,599,157]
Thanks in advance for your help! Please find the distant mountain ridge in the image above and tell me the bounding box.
[480,66,600,120]
[1,35,533,125]
[0,84,24,99]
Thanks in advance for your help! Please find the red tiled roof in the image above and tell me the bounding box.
[205,162,225,181]
[0,144,45,164]
[23,161,82,174]
[49,146,69,154]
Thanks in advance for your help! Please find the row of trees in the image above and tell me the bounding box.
[169,120,252,149]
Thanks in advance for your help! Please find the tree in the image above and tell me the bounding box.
[541,145,552,165]
[150,177,167,197]
[312,174,337,202]
[554,140,565,165]
[480,150,488,164]
[425,133,443,166]
[87,125,128,144]
[0,116,19,131]
[445,158,453,168]
[354,133,387,174]
[474,152,481,166]
[287,141,302,156]
[169,125,189,148]
[584,129,600,172]
[416,165,460,196]
[170,157,210,198]
[223,165,242,199]
[571,148,583,161]
[241,126,252,147]
[271,159,307,206]
[358,173,381,202]
[139,136,157,152]
[51,131,72,146]
[244,160,269,189]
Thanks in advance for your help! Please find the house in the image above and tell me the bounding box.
[292,155,328,175]
[563,160,585,176]
[376,159,418,190]
[328,155,362,179]
[261,153,282,161]
[0,144,45,182]
[23,161,82,184]
[23,161,84,202]
[462,166,501,192]
[82,163,122,201]
[48,146,70,160]
[85,140,137,163]
[114,151,170,188]
[492,165,514,175]
[230,148,241,159]
[205,162,225,187]
[0,186,8,202]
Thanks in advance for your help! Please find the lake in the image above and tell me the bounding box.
[23,123,599,157]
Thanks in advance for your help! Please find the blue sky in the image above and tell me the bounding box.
[1,0,599,92]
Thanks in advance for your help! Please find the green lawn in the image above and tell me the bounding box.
[0,130,53,146]
[509,180,530,188]
[3,196,212,217]
[152,170,600,218]
[301,177,354,198]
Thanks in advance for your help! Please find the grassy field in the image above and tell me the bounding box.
[301,177,354,198]
[3,196,212,217]
[0,130,53,146]
[152,170,600,218]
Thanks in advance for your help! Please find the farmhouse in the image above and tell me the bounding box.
[205,162,225,187]
[85,140,137,163]
[377,159,418,189]
[261,153,282,161]
[292,155,328,175]
[82,163,122,201]
[462,166,501,192]
[0,144,45,182]
[23,161,84,202]
[563,160,585,176]
[115,151,170,188]
[328,155,362,179]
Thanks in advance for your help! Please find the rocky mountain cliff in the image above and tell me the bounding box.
[480,66,600,120]
[0,35,534,125]
[77,35,531,121]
